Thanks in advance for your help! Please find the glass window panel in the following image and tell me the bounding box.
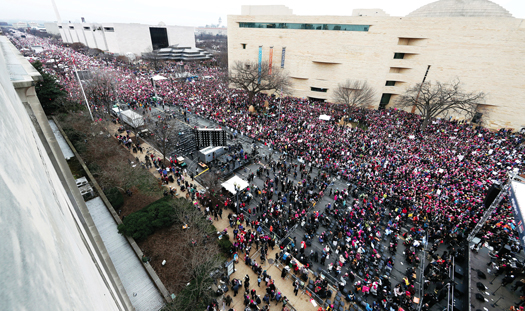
[239,22,369,32]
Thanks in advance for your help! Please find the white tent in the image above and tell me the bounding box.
[510,180,525,247]
[221,175,249,195]
[319,114,331,121]
[151,75,167,81]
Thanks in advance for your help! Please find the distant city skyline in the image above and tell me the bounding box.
[2,0,523,27]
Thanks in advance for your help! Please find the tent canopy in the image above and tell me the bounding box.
[221,175,249,195]
[151,75,167,81]
[510,180,525,247]
[319,114,331,121]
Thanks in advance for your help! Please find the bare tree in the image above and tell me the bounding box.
[147,118,179,165]
[333,79,376,109]
[166,200,224,311]
[228,60,290,104]
[396,80,485,130]
[199,170,221,194]
[142,48,164,71]
[216,51,228,70]
[83,70,117,115]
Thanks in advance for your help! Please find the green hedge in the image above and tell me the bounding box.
[218,238,233,254]
[104,187,124,210]
[118,197,175,241]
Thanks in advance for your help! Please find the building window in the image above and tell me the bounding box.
[311,87,328,93]
[58,26,62,29]
[385,81,396,86]
[393,53,405,59]
[69,26,74,29]
[242,43,246,49]
[239,22,369,32]
[83,26,90,30]
[379,93,392,109]
[149,27,168,50]
[103,27,115,32]
[308,97,326,102]
[245,64,251,69]
[471,112,483,123]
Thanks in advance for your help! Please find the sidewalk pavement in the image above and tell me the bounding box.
[107,121,205,197]
[107,119,352,311]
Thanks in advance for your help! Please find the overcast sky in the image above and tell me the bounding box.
[2,0,524,27]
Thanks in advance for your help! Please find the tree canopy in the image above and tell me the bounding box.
[228,60,290,104]
[117,196,175,241]
[396,80,485,130]
[83,70,117,114]
[32,60,67,114]
[333,79,376,109]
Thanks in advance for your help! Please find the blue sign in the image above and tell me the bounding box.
[258,46,262,83]
[281,47,286,68]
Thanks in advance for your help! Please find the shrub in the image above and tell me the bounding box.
[104,187,124,209]
[218,238,232,254]
[63,127,86,154]
[118,197,175,241]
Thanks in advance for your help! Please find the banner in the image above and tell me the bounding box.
[281,47,286,68]
[258,46,262,83]
[269,46,273,75]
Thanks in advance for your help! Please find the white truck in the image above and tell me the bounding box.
[120,110,144,128]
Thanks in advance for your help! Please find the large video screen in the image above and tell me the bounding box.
[149,27,169,50]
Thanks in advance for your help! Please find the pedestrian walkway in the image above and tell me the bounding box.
[106,119,331,311]
[85,197,165,311]
[107,121,205,197]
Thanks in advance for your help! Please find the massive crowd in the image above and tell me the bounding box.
[11,34,525,310]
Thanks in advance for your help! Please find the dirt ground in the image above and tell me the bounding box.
[119,187,161,218]
[138,219,219,295]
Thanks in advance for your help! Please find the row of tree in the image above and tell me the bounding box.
[227,60,485,129]
[33,50,486,132]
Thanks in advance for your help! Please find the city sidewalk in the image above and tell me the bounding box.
[107,118,353,311]
[107,121,205,196]
[213,214,319,311]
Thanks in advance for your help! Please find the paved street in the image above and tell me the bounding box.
[115,106,525,311]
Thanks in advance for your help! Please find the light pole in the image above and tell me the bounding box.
[411,65,431,114]
[73,63,94,121]
[234,182,240,214]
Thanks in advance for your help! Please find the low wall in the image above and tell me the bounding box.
[52,116,173,304]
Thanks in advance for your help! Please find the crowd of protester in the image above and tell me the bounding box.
[11,34,525,311]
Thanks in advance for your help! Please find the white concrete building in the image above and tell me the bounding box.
[44,22,60,35]
[228,1,525,130]
[0,36,133,310]
[55,22,195,56]
[12,21,28,29]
